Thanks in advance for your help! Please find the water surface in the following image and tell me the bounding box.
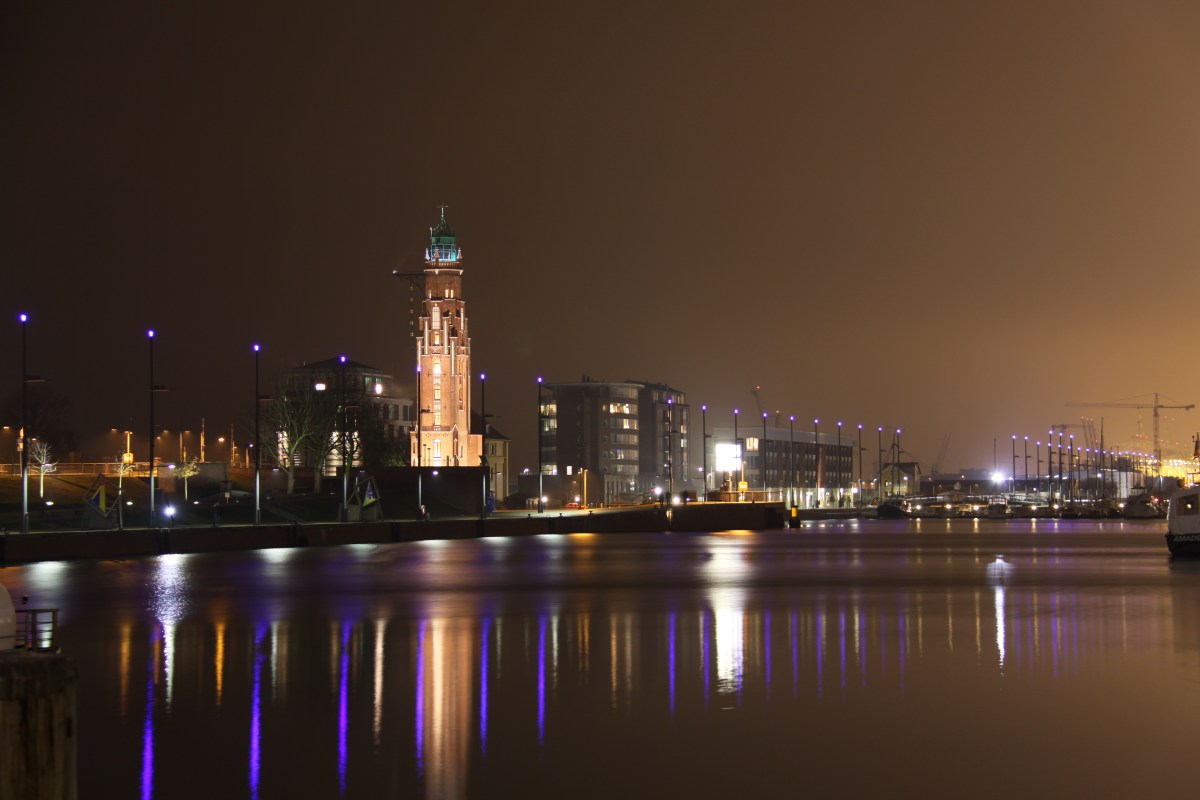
[2,519,1193,799]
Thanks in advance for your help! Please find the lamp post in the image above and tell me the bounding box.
[339,355,348,519]
[789,415,795,508]
[480,372,489,515]
[148,329,157,528]
[1023,436,1029,496]
[877,426,883,502]
[253,343,262,525]
[813,418,820,508]
[733,407,740,496]
[837,421,843,506]
[1036,441,1042,496]
[537,376,544,513]
[19,313,30,533]
[701,404,708,499]
[1011,435,1017,497]
[667,397,675,499]
[857,424,864,509]
[759,411,767,493]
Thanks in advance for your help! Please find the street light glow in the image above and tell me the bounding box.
[19,313,28,323]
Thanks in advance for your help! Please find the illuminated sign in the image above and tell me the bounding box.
[715,442,742,473]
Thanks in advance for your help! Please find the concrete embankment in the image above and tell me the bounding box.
[0,503,866,565]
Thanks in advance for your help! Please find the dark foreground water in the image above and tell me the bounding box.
[2,519,1196,799]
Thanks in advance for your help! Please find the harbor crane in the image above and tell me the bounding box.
[1066,392,1194,475]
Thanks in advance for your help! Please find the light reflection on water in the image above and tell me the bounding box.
[1,523,1197,799]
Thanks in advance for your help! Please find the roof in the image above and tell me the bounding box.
[292,357,383,373]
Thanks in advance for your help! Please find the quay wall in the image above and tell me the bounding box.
[0,503,848,565]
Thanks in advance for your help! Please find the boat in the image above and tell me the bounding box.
[876,497,909,518]
[985,501,1010,519]
[1122,490,1161,519]
[1165,487,1200,556]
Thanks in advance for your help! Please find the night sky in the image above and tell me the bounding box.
[4,1,1199,474]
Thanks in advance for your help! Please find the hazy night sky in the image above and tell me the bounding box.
[4,1,1200,473]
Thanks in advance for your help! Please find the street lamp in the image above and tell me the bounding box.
[480,372,489,516]
[1023,436,1029,497]
[19,313,29,533]
[340,355,348,519]
[733,407,740,495]
[1011,435,1017,497]
[253,343,262,525]
[148,329,157,528]
[837,421,843,506]
[813,418,819,508]
[537,376,544,513]
[701,404,708,499]
[667,396,675,499]
[857,424,864,509]
[761,411,768,493]
[789,415,795,508]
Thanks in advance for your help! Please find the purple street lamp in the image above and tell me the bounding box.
[19,313,29,533]
[148,329,157,527]
[253,343,262,525]
[537,377,544,513]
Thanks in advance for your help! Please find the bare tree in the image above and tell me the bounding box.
[29,439,57,498]
[262,377,337,494]
[175,458,200,501]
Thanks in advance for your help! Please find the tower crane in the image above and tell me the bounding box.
[1066,392,1194,475]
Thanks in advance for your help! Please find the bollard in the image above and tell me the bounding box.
[0,652,78,800]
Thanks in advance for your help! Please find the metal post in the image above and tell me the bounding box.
[1011,435,1017,497]
[877,426,883,502]
[733,408,740,496]
[19,313,29,533]
[340,355,348,519]
[789,416,795,508]
[253,343,261,525]
[148,330,156,528]
[537,377,543,513]
[837,421,842,506]
[857,424,864,508]
[667,397,674,499]
[813,418,819,507]
[701,404,708,499]
[1023,436,1029,496]
[481,372,488,515]
[761,412,767,493]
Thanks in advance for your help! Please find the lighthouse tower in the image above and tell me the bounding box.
[411,208,481,467]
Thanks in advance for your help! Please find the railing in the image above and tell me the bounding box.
[14,608,60,652]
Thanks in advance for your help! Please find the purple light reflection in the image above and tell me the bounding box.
[415,620,426,778]
[338,622,351,795]
[537,616,547,749]
[480,618,490,755]
[668,613,677,717]
[140,628,159,800]
[249,624,265,800]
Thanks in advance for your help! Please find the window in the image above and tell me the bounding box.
[433,360,442,375]
[434,386,441,401]
[432,307,441,328]
[1179,494,1200,516]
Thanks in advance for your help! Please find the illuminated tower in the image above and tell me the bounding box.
[411,208,481,467]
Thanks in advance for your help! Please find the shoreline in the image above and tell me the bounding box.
[0,503,869,565]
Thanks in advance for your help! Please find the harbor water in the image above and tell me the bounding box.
[1,519,1194,799]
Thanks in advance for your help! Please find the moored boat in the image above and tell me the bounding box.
[876,497,909,518]
[1165,487,1200,556]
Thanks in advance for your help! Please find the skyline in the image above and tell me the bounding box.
[4,1,1200,473]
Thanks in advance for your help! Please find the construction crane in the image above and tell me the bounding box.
[1066,392,1195,474]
